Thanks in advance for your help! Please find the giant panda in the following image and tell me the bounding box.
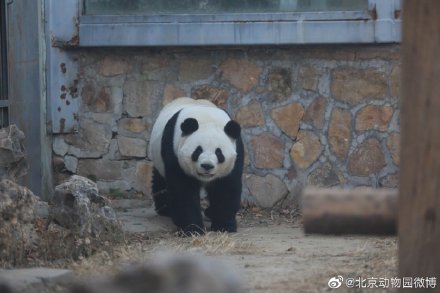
[149,97,244,235]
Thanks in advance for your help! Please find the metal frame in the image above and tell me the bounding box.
[45,0,80,134]
[77,0,401,46]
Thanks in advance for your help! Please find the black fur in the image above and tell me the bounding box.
[181,118,199,136]
[224,120,241,139]
[158,111,205,235]
[215,148,225,163]
[205,135,244,232]
[152,168,170,216]
[152,111,244,235]
[191,146,203,162]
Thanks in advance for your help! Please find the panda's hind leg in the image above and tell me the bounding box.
[152,168,170,216]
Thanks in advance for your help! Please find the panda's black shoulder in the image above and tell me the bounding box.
[161,110,181,163]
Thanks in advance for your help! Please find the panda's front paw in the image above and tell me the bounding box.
[211,220,237,233]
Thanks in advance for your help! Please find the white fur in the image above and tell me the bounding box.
[149,97,237,182]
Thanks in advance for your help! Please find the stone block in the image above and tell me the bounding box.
[81,83,113,113]
[77,159,123,181]
[53,136,68,156]
[250,133,284,169]
[191,85,229,108]
[141,57,170,73]
[308,162,340,187]
[219,58,262,93]
[97,57,129,77]
[355,105,394,132]
[290,130,322,169]
[379,172,399,188]
[298,66,320,91]
[52,155,66,173]
[331,68,387,104]
[118,118,147,134]
[303,97,326,129]
[64,155,78,173]
[123,80,156,117]
[179,59,213,81]
[117,136,147,158]
[134,160,153,195]
[141,57,174,81]
[268,68,292,101]
[163,84,186,106]
[245,174,288,208]
[234,101,264,128]
[329,108,352,159]
[64,118,111,157]
[348,138,386,176]
[390,64,401,98]
[271,102,304,139]
[387,132,400,165]
[97,180,130,195]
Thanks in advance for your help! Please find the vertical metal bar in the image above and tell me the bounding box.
[0,0,9,128]
[1,0,8,101]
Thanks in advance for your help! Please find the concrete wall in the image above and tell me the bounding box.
[51,44,400,208]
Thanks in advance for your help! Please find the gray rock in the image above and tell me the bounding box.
[0,179,38,225]
[0,179,39,261]
[71,253,245,293]
[64,155,78,173]
[53,136,69,156]
[0,268,72,293]
[0,125,28,180]
[50,175,122,238]
[245,174,288,208]
[33,200,49,218]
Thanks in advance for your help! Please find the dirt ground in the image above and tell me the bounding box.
[72,206,398,293]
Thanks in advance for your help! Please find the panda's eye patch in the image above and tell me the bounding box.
[216,148,225,163]
[192,146,203,162]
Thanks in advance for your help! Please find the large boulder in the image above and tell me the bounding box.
[0,125,28,180]
[49,175,122,238]
[0,179,39,262]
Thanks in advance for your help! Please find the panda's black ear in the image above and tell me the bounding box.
[181,118,199,136]
[224,120,241,139]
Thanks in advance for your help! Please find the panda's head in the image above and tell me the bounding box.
[177,117,241,183]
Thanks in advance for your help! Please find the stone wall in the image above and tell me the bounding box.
[52,45,401,208]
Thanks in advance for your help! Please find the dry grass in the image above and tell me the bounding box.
[294,238,398,292]
[72,231,254,277]
[0,218,126,270]
[173,231,254,255]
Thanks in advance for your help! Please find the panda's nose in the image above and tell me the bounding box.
[201,163,214,171]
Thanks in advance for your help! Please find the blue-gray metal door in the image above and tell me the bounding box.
[6,0,44,196]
